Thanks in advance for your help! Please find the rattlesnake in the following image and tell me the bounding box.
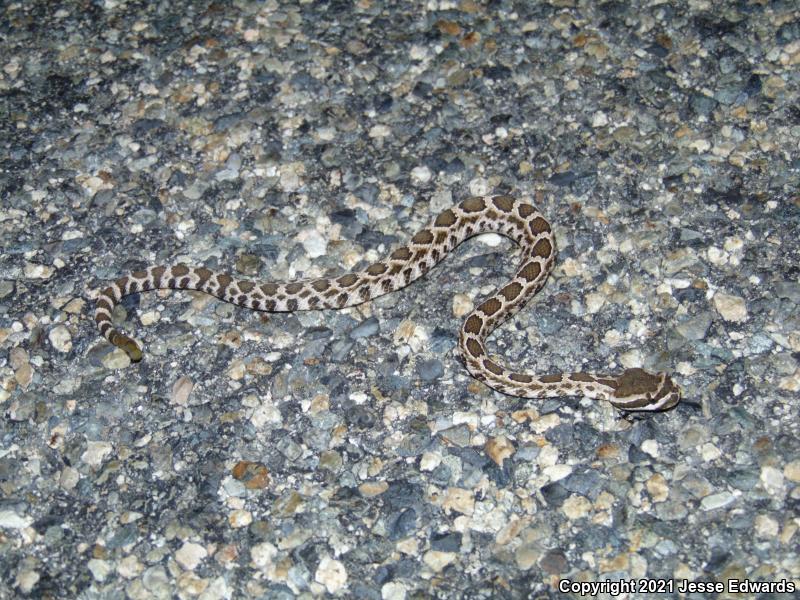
[95,195,680,411]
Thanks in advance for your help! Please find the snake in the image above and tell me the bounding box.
[95,195,680,411]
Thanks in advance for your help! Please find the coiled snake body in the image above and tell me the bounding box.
[95,195,680,411]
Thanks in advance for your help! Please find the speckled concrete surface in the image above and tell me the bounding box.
[1,1,799,598]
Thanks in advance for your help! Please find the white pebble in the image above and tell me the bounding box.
[393,319,428,352]
[706,246,729,266]
[229,509,252,528]
[468,177,489,196]
[0,509,32,529]
[117,555,143,578]
[24,262,54,280]
[382,581,407,600]
[171,376,194,407]
[562,494,592,519]
[140,310,160,326]
[543,464,572,482]
[14,570,39,593]
[760,466,786,498]
[175,542,207,571]
[784,460,800,482]
[315,556,347,593]
[59,466,80,490]
[369,124,391,139]
[423,550,456,572]
[701,442,722,461]
[452,293,473,317]
[101,348,132,370]
[641,440,660,457]
[700,491,735,511]
[87,559,111,582]
[713,292,747,322]
[297,229,328,258]
[584,292,606,314]
[81,441,113,467]
[420,451,442,471]
[754,514,779,538]
[592,111,609,127]
[410,165,432,185]
[442,487,474,515]
[250,542,278,570]
[279,162,304,192]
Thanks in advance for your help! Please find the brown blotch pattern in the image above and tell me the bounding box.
[261,282,279,295]
[434,209,456,226]
[391,247,412,260]
[465,338,484,357]
[530,216,550,234]
[614,368,659,397]
[337,273,358,287]
[238,281,255,293]
[311,279,330,292]
[194,267,210,286]
[519,261,541,281]
[532,238,552,259]
[412,230,434,245]
[517,204,535,218]
[483,360,504,376]
[500,282,522,301]
[464,315,483,334]
[570,372,596,382]
[172,265,190,277]
[480,297,502,316]
[367,262,387,275]
[540,374,563,384]
[216,273,232,289]
[285,282,304,294]
[461,197,486,212]
[510,373,533,383]
[492,196,514,212]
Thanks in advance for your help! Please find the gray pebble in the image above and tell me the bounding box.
[417,358,444,381]
[349,316,379,339]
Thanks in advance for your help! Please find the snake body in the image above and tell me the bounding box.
[95,195,680,411]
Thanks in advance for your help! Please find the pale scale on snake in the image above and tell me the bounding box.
[95,195,680,411]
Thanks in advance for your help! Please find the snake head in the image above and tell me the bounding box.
[610,368,680,411]
[109,332,143,362]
